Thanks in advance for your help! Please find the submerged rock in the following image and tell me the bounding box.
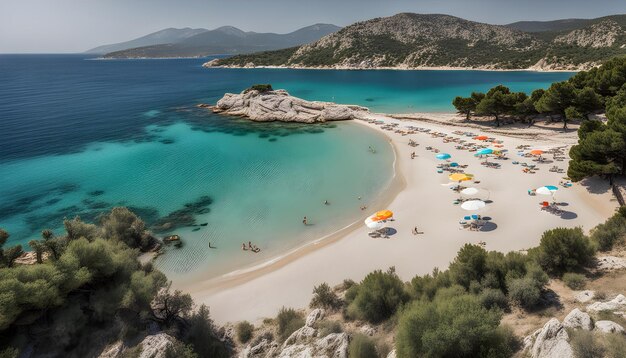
[209,89,369,123]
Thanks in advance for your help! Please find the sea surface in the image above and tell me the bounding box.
[0,54,573,280]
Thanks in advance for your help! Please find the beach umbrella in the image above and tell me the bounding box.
[461,200,486,211]
[461,187,479,196]
[371,210,393,221]
[364,217,386,230]
[530,149,544,156]
[449,173,473,182]
[536,186,558,196]
[449,162,459,167]
[436,153,451,160]
[474,135,489,141]
[475,148,494,156]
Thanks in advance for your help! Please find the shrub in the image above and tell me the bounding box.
[562,272,587,290]
[570,330,605,358]
[533,227,596,275]
[449,244,488,289]
[341,279,356,291]
[480,288,509,310]
[410,268,451,300]
[508,278,542,309]
[590,207,626,251]
[276,307,304,342]
[395,294,515,357]
[317,320,343,337]
[605,332,626,358]
[347,268,409,323]
[348,334,378,358]
[164,341,198,358]
[236,321,254,344]
[310,282,342,310]
[245,84,273,93]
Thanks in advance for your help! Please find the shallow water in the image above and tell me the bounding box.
[0,54,573,279]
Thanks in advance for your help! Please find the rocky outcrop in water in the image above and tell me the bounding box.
[207,89,369,123]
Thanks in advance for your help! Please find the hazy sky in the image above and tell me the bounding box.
[2,0,626,53]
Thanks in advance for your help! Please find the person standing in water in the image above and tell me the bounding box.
[303,216,308,225]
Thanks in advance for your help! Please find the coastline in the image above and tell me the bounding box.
[186,111,618,324]
[203,63,580,73]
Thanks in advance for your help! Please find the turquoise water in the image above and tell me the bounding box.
[0,54,573,279]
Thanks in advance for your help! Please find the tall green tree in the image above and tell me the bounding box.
[475,85,518,127]
[535,82,577,128]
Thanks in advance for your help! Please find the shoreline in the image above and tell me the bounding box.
[203,64,580,73]
[186,112,617,324]
[175,122,405,294]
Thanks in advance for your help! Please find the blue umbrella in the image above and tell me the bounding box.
[436,153,451,160]
[544,185,559,191]
[476,148,494,156]
[450,162,459,167]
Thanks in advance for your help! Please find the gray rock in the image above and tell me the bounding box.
[98,341,124,358]
[596,256,626,271]
[283,326,317,347]
[574,290,595,303]
[138,333,175,358]
[386,349,397,358]
[314,333,349,358]
[531,318,574,358]
[562,308,593,331]
[587,294,626,312]
[306,309,325,327]
[210,89,369,123]
[595,320,625,334]
[359,324,377,336]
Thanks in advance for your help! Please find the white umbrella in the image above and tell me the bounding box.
[461,200,486,211]
[536,186,558,196]
[461,187,479,196]
[364,217,386,230]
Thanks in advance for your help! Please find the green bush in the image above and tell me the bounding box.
[410,268,452,300]
[348,334,378,358]
[532,227,596,275]
[317,320,343,337]
[449,244,488,289]
[245,84,273,93]
[310,282,342,310]
[347,268,409,323]
[395,293,515,357]
[508,277,542,309]
[562,272,587,290]
[590,207,626,251]
[570,330,605,358]
[276,307,304,342]
[480,288,509,310]
[236,321,254,344]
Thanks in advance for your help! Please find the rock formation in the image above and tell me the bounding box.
[562,308,593,331]
[595,320,625,334]
[526,318,574,358]
[207,89,369,123]
[587,294,626,312]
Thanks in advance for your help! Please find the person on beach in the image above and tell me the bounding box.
[360,206,367,211]
[303,216,308,225]
[242,243,246,251]
[248,241,252,249]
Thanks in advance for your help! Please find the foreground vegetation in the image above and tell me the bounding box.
[0,208,229,357]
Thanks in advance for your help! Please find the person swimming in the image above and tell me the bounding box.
[324,200,329,205]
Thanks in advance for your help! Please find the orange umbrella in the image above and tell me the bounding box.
[372,210,393,221]
[474,135,489,141]
[530,149,544,156]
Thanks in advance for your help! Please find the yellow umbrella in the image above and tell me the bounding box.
[449,173,473,182]
[372,210,393,221]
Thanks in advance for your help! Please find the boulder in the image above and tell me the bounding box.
[386,349,397,358]
[283,326,316,346]
[587,294,626,312]
[562,308,593,330]
[98,341,124,358]
[306,309,325,327]
[314,332,349,358]
[574,290,595,303]
[530,318,574,358]
[209,89,369,123]
[596,256,626,271]
[138,333,175,358]
[595,320,625,334]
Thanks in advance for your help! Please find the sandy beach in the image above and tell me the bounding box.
[183,113,618,324]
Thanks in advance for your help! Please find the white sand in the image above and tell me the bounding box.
[182,113,618,324]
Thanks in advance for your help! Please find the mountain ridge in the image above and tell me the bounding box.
[99,24,341,59]
[208,13,626,71]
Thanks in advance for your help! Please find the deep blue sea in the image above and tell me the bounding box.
[0,54,573,280]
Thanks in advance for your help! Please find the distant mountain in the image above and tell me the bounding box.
[86,28,208,54]
[101,24,341,59]
[209,13,626,71]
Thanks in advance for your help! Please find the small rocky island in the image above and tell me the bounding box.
[203,84,369,123]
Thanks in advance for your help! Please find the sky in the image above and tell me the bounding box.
[1,0,626,53]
